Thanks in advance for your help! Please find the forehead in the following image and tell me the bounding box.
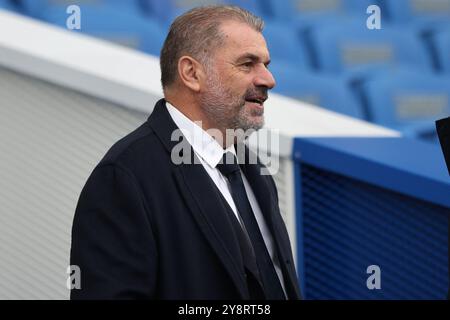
[217,21,270,60]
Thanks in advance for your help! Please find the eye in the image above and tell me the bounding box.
[242,61,253,68]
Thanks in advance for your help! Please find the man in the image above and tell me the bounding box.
[70,5,301,300]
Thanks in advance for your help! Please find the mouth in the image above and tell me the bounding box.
[245,96,266,106]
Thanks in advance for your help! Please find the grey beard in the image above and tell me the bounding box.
[199,72,264,133]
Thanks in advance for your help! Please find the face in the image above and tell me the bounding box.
[198,21,275,134]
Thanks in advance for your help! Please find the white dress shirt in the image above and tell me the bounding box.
[166,102,286,295]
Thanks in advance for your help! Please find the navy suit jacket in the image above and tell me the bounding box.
[70,99,301,300]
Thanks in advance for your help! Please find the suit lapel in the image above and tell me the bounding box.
[174,161,251,298]
[148,99,249,299]
[239,147,302,299]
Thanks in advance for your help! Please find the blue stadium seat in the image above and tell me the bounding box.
[431,28,450,73]
[40,5,165,56]
[361,69,450,141]
[18,0,141,18]
[309,20,433,73]
[142,0,264,25]
[270,62,364,118]
[263,22,311,70]
[0,0,15,11]
[264,0,377,20]
[381,0,450,23]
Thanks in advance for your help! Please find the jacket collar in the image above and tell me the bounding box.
[165,101,236,169]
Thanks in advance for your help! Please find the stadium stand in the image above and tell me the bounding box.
[18,0,142,17]
[264,0,377,20]
[263,21,312,70]
[270,62,364,118]
[308,20,433,73]
[38,4,166,55]
[0,0,14,11]
[3,0,447,143]
[141,0,264,25]
[361,69,450,141]
[431,27,450,73]
[381,0,450,23]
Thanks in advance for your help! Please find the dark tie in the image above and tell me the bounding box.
[217,152,286,300]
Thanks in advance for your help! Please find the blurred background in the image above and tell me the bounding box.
[1,0,449,143]
[0,0,449,300]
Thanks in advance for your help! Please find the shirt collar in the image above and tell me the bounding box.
[165,101,235,169]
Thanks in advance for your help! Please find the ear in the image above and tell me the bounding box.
[177,56,205,92]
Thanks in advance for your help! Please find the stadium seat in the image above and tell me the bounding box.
[381,0,450,36]
[431,28,450,73]
[264,0,377,20]
[18,0,141,18]
[40,5,166,56]
[361,69,450,141]
[381,0,450,23]
[142,0,264,25]
[270,62,364,119]
[308,20,433,73]
[0,0,15,11]
[263,22,311,70]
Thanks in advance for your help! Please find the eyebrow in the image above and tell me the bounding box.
[236,53,271,66]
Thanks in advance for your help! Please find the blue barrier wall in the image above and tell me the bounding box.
[293,137,450,299]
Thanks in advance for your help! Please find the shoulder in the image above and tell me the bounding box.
[97,120,165,172]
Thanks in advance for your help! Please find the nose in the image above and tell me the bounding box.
[254,64,276,90]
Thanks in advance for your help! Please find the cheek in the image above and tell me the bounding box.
[222,82,246,101]
[233,81,253,99]
[224,71,253,92]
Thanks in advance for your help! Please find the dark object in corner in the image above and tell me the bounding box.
[436,117,450,175]
[435,116,450,300]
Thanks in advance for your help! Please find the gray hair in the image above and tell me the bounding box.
[160,5,264,89]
